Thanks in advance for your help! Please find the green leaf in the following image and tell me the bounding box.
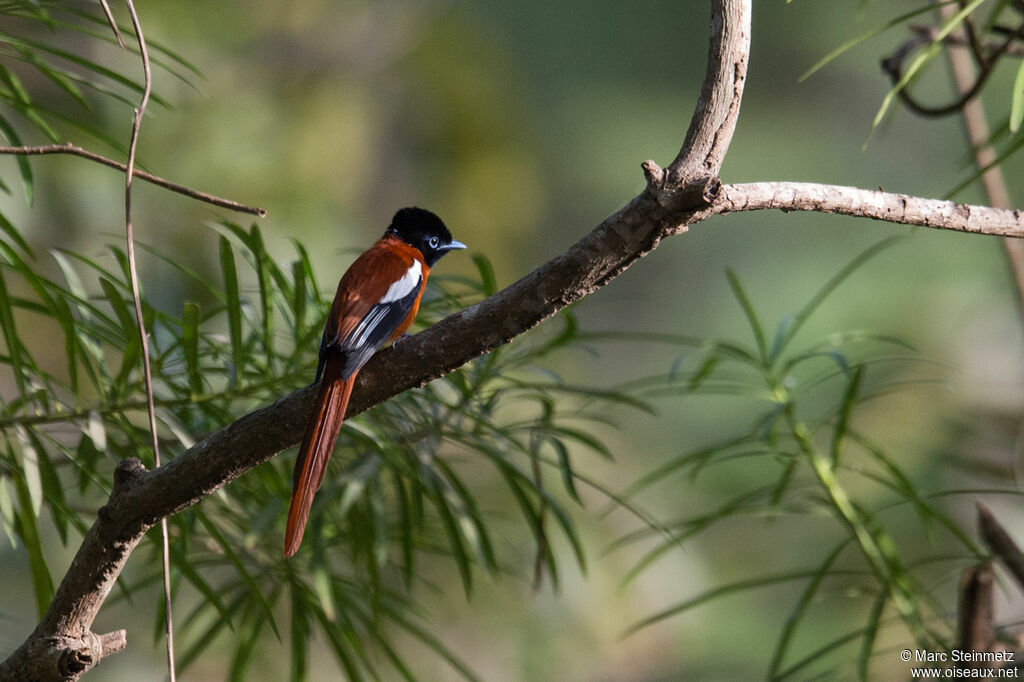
[774,237,904,359]
[218,236,245,387]
[8,43,88,108]
[389,611,483,682]
[98,277,134,333]
[182,301,202,398]
[857,589,888,681]
[10,441,53,618]
[0,209,34,257]
[435,460,497,571]
[550,438,582,504]
[426,474,473,596]
[625,570,818,637]
[292,258,306,344]
[768,541,849,679]
[945,129,1024,197]
[618,434,757,500]
[195,511,280,639]
[471,253,497,296]
[727,270,767,362]
[775,627,869,680]
[871,0,988,129]
[391,472,416,589]
[1011,56,1024,133]
[0,35,172,108]
[15,425,42,517]
[310,605,364,681]
[0,266,26,396]
[850,431,981,555]
[32,430,68,543]
[830,365,864,465]
[246,224,275,370]
[289,582,309,681]
[800,2,951,82]
[57,9,205,81]
[289,238,321,306]
[0,477,18,548]
[172,548,234,629]
[229,600,267,682]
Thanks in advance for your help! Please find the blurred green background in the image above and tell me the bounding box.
[1,1,1023,680]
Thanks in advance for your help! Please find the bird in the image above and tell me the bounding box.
[284,207,466,557]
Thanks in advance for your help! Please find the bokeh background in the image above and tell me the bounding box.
[1,1,1023,680]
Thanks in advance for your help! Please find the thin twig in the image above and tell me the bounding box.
[121,1,176,680]
[0,143,266,216]
[97,0,125,49]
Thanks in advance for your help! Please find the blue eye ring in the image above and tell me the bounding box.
[428,236,440,248]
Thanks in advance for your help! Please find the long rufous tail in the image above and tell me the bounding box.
[284,357,356,557]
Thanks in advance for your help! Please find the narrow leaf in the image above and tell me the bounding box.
[11,448,53,618]
[857,589,888,681]
[0,209,34,257]
[219,236,245,387]
[471,253,497,296]
[182,301,202,398]
[0,477,17,548]
[15,425,42,517]
[1011,56,1024,133]
[800,2,952,82]
[830,365,864,465]
[0,267,26,396]
[726,269,768,362]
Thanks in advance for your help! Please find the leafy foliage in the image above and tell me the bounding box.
[0,206,638,677]
[0,1,198,202]
[613,239,998,680]
[802,0,1024,196]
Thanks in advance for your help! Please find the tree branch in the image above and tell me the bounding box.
[0,144,266,217]
[708,182,1024,238]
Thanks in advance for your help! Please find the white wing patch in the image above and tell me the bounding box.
[380,260,422,304]
[352,306,390,348]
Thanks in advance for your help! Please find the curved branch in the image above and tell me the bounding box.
[709,182,1024,237]
[663,0,750,202]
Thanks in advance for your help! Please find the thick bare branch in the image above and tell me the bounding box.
[710,182,1024,238]
[664,0,750,195]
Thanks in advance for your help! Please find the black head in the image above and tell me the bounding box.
[386,207,466,266]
